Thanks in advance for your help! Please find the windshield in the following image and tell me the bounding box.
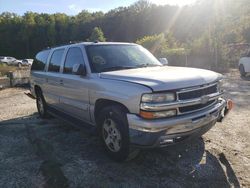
[86,44,162,73]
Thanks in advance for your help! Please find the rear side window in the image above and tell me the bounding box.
[64,47,84,74]
[48,49,64,72]
[31,50,50,71]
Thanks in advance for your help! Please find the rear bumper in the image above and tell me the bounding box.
[128,98,230,148]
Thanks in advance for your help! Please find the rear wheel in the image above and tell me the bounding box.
[239,64,246,77]
[97,105,138,162]
[36,90,48,118]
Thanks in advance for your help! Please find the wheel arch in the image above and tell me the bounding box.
[94,99,129,121]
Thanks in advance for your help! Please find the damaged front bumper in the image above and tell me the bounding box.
[127,98,232,148]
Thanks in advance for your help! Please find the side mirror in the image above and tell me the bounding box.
[159,58,169,66]
[72,64,86,76]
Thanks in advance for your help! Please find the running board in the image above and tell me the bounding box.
[47,106,97,135]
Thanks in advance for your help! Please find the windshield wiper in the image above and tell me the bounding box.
[101,66,136,72]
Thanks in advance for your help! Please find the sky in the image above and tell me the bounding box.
[0,0,197,15]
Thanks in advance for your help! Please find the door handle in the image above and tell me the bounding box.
[59,79,64,85]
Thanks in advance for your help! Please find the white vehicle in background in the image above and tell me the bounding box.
[7,59,25,67]
[22,59,33,66]
[239,51,250,77]
[14,59,33,67]
[13,59,23,67]
[0,56,17,65]
[0,56,33,67]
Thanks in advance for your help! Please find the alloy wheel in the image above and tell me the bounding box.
[102,118,122,152]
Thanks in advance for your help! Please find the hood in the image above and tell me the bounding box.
[100,66,221,91]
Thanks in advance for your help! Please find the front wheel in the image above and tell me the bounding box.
[239,64,246,77]
[97,105,138,162]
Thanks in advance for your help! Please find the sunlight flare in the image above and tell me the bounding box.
[149,0,197,6]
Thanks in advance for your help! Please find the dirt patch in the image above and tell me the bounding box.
[0,69,249,187]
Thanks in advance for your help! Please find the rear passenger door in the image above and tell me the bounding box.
[58,47,91,122]
[43,48,65,109]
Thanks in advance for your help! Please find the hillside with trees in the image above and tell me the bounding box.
[0,0,250,70]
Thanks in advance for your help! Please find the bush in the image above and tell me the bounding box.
[160,48,188,66]
[136,33,190,66]
[136,33,165,57]
[88,27,106,42]
[0,64,17,76]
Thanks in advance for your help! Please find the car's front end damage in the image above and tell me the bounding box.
[127,81,232,147]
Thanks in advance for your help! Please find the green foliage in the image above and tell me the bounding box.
[136,32,184,55]
[136,33,165,56]
[136,33,188,66]
[88,27,106,42]
[190,32,212,56]
[160,48,187,56]
[0,64,17,76]
[0,0,250,70]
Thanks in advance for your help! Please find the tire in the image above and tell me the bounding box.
[97,105,138,162]
[239,64,246,77]
[36,90,48,118]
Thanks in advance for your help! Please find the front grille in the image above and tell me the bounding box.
[179,100,215,113]
[178,84,217,100]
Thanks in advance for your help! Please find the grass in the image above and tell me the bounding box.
[0,64,17,77]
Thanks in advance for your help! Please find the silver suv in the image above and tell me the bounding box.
[30,42,232,161]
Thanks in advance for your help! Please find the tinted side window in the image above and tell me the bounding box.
[48,49,64,72]
[64,47,84,74]
[31,50,50,71]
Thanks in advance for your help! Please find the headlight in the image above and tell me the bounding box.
[141,93,176,103]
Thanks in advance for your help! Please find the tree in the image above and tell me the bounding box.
[136,33,180,56]
[136,33,165,56]
[88,27,106,42]
[0,0,250,70]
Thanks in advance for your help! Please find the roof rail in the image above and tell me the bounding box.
[69,40,84,44]
[43,41,84,50]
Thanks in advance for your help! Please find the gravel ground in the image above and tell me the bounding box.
[0,70,249,188]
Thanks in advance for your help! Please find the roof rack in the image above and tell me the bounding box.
[69,40,84,44]
[41,41,84,51]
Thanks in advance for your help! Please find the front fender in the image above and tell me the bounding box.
[89,78,152,115]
